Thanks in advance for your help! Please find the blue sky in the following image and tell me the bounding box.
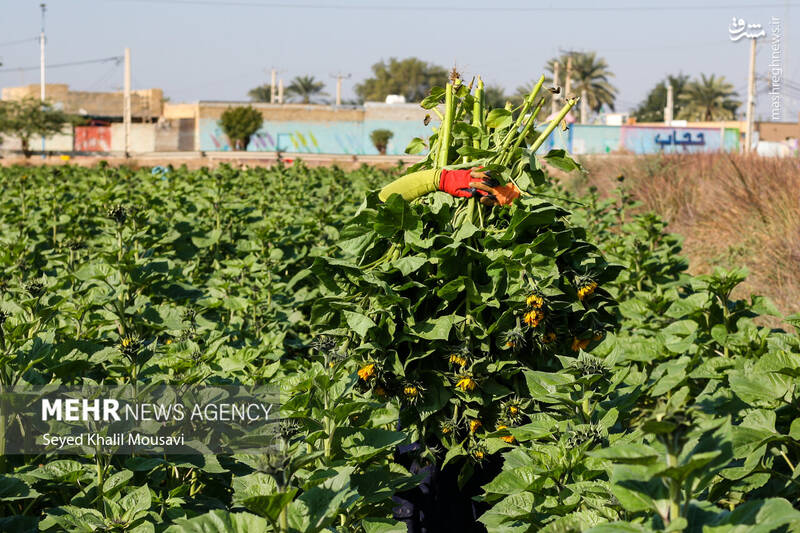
[1,0,798,120]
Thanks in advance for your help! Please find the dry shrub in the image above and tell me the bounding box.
[564,153,800,315]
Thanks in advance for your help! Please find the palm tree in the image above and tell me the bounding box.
[558,52,617,114]
[516,51,617,120]
[286,75,328,104]
[247,84,272,102]
[677,74,741,121]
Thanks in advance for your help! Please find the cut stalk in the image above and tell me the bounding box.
[530,97,578,154]
[473,77,485,149]
[503,97,546,165]
[437,82,455,168]
[498,75,545,155]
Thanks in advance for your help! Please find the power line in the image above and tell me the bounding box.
[0,55,122,73]
[0,36,39,48]
[107,0,800,12]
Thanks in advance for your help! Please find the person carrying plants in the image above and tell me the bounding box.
[379,167,521,206]
[379,166,519,531]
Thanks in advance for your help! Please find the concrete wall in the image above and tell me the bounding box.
[196,102,433,155]
[0,131,73,152]
[2,84,163,119]
[110,123,156,152]
[153,118,196,151]
[757,118,800,142]
[571,125,621,154]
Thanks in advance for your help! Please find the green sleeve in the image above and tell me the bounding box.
[378,169,440,202]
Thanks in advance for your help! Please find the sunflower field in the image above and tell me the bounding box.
[1,85,800,532]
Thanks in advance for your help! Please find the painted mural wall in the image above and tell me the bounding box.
[536,124,740,155]
[73,126,111,152]
[199,118,433,155]
[620,126,723,154]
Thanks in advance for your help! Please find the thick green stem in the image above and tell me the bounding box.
[503,97,546,165]
[498,75,545,155]
[437,83,455,168]
[530,97,578,154]
[472,77,485,149]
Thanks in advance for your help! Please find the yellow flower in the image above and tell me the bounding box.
[357,363,376,381]
[524,309,543,327]
[449,354,467,367]
[473,450,485,460]
[442,425,451,434]
[497,424,515,444]
[508,405,519,416]
[469,419,482,433]
[526,294,544,308]
[456,377,477,392]
[571,337,590,352]
[542,332,556,344]
[328,361,335,368]
[60,154,71,161]
[577,281,598,301]
[165,339,172,345]
[403,385,419,398]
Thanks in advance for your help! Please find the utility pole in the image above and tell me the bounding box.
[330,72,351,106]
[40,3,46,158]
[124,47,131,157]
[278,79,284,104]
[744,36,757,153]
[580,88,588,124]
[551,61,560,117]
[664,82,674,124]
[270,68,276,104]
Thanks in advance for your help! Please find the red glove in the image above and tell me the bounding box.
[439,168,521,206]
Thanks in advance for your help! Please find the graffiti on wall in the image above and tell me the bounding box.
[199,119,433,155]
[74,126,111,152]
[621,126,722,154]
[200,121,363,154]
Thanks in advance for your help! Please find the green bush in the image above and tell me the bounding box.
[370,129,394,154]
[218,105,263,151]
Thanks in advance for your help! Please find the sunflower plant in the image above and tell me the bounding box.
[310,74,621,479]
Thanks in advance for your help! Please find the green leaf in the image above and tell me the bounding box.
[191,229,222,248]
[164,511,269,532]
[703,498,800,532]
[420,87,445,109]
[392,255,427,276]
[543,149,582,172]
[362,518,407,533]
[344,311,377,338]
[411,315,461,340]
[486,108,513,129]
[0,476,39,501]
[405,137,427,154]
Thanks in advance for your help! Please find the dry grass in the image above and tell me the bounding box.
[562,153,800,316]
